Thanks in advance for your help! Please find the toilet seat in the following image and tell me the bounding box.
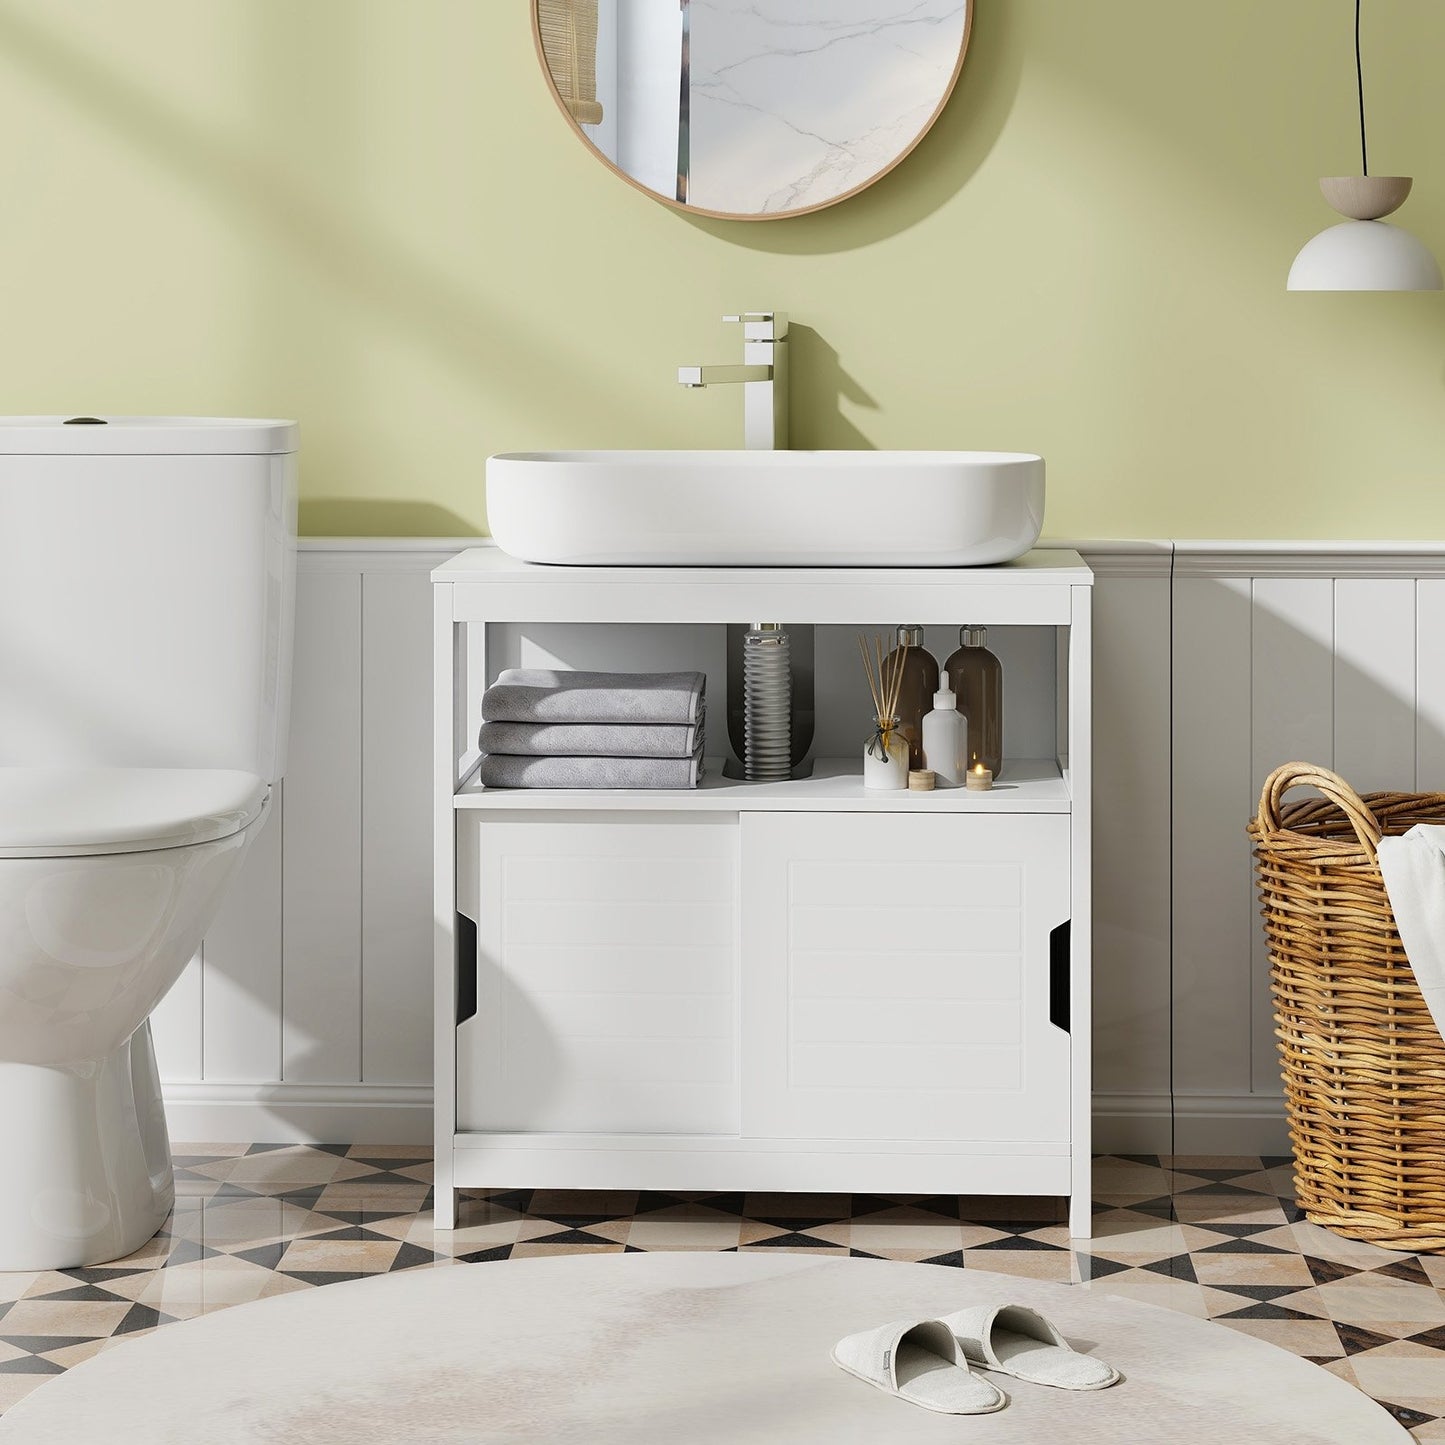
[0,767,268,858]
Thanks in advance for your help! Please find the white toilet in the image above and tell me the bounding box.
[0,417,296,1271]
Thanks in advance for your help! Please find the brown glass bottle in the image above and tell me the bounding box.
[883,625,939,770]
[944,625,1003,778]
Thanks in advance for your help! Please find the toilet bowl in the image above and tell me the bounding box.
[0,766,270,1270]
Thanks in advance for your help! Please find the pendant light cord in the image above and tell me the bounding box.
[1356,0,1370,175]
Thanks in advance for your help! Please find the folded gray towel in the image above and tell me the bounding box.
[481,669,706,725]
[477,749,705,790]
[477,720,703,759]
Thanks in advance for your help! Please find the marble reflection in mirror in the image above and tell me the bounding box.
[535,1,972,219]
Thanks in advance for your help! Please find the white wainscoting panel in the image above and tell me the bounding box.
[282,568,364,1085]
[1087,549,1172,1153]
[156,544,453,1144]
[1248,578,1332,1097]
[155,539,1445,1155]
[361,571,436,1087]
[1334,579,1417,795]
[151,949,203,1082]
[1165,549,1445,1154]
[202,787,284,1083]
[1171,574,1254,1106]
[1419,580,1445,788]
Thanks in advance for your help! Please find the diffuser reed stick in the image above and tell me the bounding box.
[856,633,882,717]
[878,632,908,726]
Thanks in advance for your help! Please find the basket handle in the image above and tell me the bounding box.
[1256,761,1384,860]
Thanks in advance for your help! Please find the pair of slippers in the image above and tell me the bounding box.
[832,1302,1120,1415]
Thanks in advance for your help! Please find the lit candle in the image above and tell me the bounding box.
[965,763,994,792]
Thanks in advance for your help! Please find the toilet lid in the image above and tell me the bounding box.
[0,416,297,455]
[0,768,268,858]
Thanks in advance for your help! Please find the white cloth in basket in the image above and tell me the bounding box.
[1378,823,1445,1040]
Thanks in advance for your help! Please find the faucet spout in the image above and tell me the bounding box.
[677,364,773,388]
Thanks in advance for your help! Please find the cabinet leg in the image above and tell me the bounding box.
[433,1183,456,1231]
[1068,1186,1091,1239]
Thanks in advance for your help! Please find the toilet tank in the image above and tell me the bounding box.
[0,418,297,782]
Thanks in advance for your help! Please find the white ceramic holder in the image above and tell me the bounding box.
[864,722,909,790]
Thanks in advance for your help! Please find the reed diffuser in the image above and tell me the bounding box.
[857,632,910,790]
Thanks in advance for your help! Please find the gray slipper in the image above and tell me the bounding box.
[832,1318,1009,1414]
[942,1303,1120,1390]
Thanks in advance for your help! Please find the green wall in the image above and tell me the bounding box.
[1,0,1442,539]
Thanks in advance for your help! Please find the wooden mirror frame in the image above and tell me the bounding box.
[532,2,974,221]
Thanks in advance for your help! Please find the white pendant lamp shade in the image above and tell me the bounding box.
[1288,2,1441,292]
[1288,219,1444,291]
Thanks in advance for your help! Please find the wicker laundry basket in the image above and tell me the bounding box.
[1249,762,1445,1252]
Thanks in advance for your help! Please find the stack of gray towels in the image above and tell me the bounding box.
[477,669,706,789]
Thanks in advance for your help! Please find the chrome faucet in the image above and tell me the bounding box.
[678,311,789,450]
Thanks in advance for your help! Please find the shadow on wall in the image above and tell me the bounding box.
[787,326,879,450]
[298,500,477,538]
[0,7,658,436]
[677,0,1023,256]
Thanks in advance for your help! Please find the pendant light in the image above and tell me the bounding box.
[1287,0,1441,291]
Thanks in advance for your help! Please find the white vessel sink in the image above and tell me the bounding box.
[485,451,1044,567]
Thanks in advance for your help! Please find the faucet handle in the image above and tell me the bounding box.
[723,311,788,339]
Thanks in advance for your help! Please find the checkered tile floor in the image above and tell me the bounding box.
[2,1148,1443,1436]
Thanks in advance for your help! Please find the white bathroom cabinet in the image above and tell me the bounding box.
[433,549,1093,1234]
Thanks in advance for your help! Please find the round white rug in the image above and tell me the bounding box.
[0,1252,1410,1443]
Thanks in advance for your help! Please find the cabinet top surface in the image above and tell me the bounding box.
[432,546,1092,587]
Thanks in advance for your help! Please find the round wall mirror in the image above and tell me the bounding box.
[534,1,973,220]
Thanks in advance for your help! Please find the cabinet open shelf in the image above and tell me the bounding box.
[455,756,1071,812]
